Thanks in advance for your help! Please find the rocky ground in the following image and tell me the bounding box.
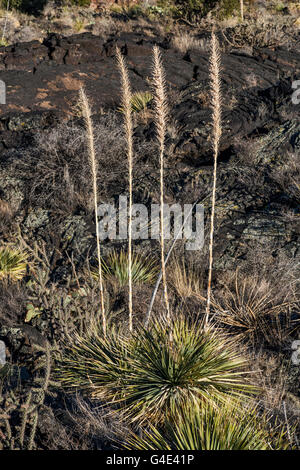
[0,3,299,450]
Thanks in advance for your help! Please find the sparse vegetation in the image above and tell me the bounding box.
[0,0,299,453]
[172,33,203,53]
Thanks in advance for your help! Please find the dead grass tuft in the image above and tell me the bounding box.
[214,270,294,347]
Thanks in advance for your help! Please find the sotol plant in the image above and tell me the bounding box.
[92,249,159,287]
[130,91,153,114]
[79,87,106,335]
[126,400,289,450]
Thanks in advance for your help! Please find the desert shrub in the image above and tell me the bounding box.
[1,0,22,10]
[58,316,254,424]
[218,0,240,18]
[126,400,289,450]
[10,111,156,216]
[222,18,294,49]
[157,0,215,20]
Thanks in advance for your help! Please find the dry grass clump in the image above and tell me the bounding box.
[91,16,119,37]
[251,351,289,411]
[214,271,293,347]
[249,350,300,448]
[11,113,127,214]
[168,256,204,301]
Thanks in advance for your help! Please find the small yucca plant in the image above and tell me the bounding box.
[92,250,159,287]
[126,400,289,450]
[58,316,254,424]
[0,247,28,282]
[119,91,153,114]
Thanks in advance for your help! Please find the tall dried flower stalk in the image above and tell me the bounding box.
[152,46,170,322]
[79,86,106,336]
[205,33,222,326]
[240,0,244,21]
[116,48,134,332]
